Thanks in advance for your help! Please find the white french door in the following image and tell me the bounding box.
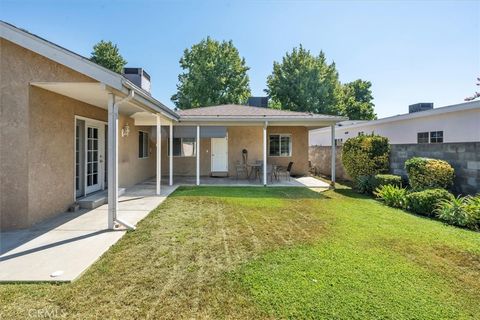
[84,122,105,194]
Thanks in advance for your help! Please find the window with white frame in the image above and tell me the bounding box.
[430,131,443,143]
[417,132,429,144]
[335,138,343,146]
[168,137,196,157]
[269,134,292,156]
[138,131,149,158]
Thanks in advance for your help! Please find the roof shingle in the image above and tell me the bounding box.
[177,104,339,119]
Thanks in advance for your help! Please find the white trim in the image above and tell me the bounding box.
[169,123,173,186]
[196,125,200,185]
[156,115,161,195]
[107,93,118,230]
[312,100,480,133]
[1,21,179,121]
[1,21,121,89]
[138,130,150,159]
[263,122,267,186]
[74,115,107,125]
[210,137,229,173]
[268,133,292,157]
[73,118,77,201]
[331,125,336,186]
[84,122,105,194]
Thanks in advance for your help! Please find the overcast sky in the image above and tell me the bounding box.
[1,0,479,117]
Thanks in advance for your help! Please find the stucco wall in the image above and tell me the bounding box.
[28,88,107,227]
[1,39,156,230]
[160,134,211,176]
[1,38,96,230]
[267,126,309,176]
[309,146,349,181]
[310,108,480,146]
[118,116,156,187]
[157,126,309,179]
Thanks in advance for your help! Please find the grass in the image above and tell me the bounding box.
[1,186,479,319]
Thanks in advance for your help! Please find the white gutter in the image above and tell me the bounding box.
[122,80,179,120]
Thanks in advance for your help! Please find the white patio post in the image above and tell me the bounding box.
[331,124,336,187]
[156,115,162,195]
[196,125,200,185]
[107,93,118,229]
[169,122,173,186]
[263,121,267,186]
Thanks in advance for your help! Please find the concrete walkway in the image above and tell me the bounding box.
[0,182,177,282]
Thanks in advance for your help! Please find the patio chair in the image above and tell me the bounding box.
[235,160,248,180]
[278,162,294,181]
[259,164,275,182]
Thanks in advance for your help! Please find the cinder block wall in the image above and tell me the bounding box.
[390,143,480,195]
[309,143,480,195]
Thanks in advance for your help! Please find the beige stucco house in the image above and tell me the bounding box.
[0,21,343,231]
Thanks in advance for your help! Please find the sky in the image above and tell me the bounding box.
[1,0,479,118]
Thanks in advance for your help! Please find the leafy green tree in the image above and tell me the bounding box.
[340,79,377,120]
[90,40,127,74]
[172,37,251,109]
[265,45,342,115]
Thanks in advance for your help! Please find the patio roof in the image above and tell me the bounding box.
[177,104,347,128]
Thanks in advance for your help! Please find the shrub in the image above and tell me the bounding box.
[355,174,402,194]
[405,189,454,217]
[342,135,390,180]
[435,195,480,230]
[371,174,402,190]
[405,157,454,191]
[374,185,407,209]
[355,175,374,194]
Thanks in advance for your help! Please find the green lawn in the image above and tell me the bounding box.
[1,186,479,319]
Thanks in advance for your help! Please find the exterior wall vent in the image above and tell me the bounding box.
[122,68,151,94]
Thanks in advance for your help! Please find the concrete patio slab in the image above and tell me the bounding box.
[0,182,177,282]
[171,175,330,188]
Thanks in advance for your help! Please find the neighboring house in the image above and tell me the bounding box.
[309,102,480,195]
[0,21,344,231]
[310,101,480,146]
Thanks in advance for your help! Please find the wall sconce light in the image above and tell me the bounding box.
[121,123,130,137]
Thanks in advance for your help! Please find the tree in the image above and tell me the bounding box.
[171,37,251,109]
[90,40,127,74]
[465,77,480,101]
[340,79,377,120]
[265,45,342,115]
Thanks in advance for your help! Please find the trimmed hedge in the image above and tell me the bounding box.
[405,189,454,216]
[371,174,402,190]
[356,174,402,194]
[405,157,454,191]
[342,135,390,180]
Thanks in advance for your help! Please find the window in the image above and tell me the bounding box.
[269,134,292,156]
[358,131,365,136]
[168,138,196,157]
[430,131,443,143]
[417,132,429,144]
[335,138,343,146]
[139,131,149,158]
